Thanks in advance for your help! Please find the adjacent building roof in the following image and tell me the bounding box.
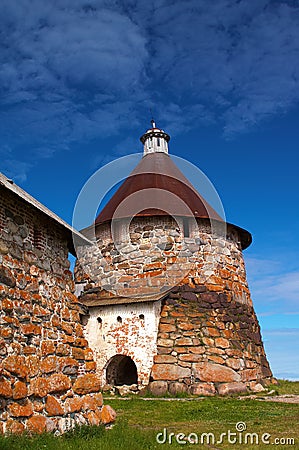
[95,152,223,225]
[79,288,171,307]
[0,172,90,256]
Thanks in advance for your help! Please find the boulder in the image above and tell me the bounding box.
[100,405,116,425]
[217,382,247,395]
[151,364,191,381]
[194,363,240,382]
[189,383,216,396]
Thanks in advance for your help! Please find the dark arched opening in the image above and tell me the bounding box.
[106,354,138,386]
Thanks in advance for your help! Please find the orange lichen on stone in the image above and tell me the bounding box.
[100,405,117,425]
[0,378,12,398]
[27,415,47,434]
[45,395,64,416]
[47,373,71,393]
[8,400,33,417]
[73,374,101,395]
[29,377,49,397]
[3,356,29,378]
[12,381,27,399]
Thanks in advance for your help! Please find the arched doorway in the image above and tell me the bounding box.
[106,354,138,386]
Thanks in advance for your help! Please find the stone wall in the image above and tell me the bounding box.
[76,215,272,394]
[75,216,251,305]
[83,300,162,387]
[149,287,272,396]
[0,188,115,434]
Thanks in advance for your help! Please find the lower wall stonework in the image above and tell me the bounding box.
[149,286,274,396]
[0,258,116,435]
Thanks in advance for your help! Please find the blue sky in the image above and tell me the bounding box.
[0,0,298,380]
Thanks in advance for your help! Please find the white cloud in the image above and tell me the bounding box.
[140,0,299,136]
[2,0,299,179]
[244,254,299,314]
[0,0,149,179]
[1,159,33,182]
[262,327,299,380]
[253,271,299,304]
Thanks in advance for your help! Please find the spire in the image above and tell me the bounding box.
[140,120,170,156]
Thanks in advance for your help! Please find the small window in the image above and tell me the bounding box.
[139,314,145,320]
[97,317,102,324]
[183,218,189,238]
[117,316,122,323]
[157,137,160,146]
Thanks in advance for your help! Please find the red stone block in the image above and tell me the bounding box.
[71,347,85,360]
[159,323,176,333]
[86,410,101,426]
[6,419,25,434]
[41,341,56,356]
[29,377,49,397]
[84,348,94,361]
[8,400,33,417]
[217,382,247,395]
[27,356,40,377]
[2,298,14,311]
[85,361,97,372]
[21,323,41,336]
[100,405,116,425]
[206,327,220,337]
[208,355,225,364]
[56,344,70,356]
[215,337,230,348]
[64,397,83,413]
[189,383,216,396]
[179,354,203,362]
[47,373,71,393]
[12,381,27,399]
[27,415,47,434]
[81,395,98,411]
[151,364,191,381]
[194,362,240,383]
[46,395,64,416]
[0,379,12,398]
[154,354,177,364]
[74,338,89,348]
[73,374,101,395]
[41,356,58,374]
[3,355,29,378]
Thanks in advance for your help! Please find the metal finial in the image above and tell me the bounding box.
[149,108,156,128]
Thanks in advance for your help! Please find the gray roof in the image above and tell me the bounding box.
[0,172,90,255]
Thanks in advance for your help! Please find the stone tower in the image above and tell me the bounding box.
[75,122,273,396]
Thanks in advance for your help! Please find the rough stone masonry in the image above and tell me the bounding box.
[0,174,116,435]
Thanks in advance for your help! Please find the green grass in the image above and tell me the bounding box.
[1,380,298,450]
[269,379,299,395]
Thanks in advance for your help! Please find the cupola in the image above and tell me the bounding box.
[140,120,170,156]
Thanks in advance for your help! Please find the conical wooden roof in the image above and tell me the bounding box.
[93,144,251,250]
[95,152,222,225]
